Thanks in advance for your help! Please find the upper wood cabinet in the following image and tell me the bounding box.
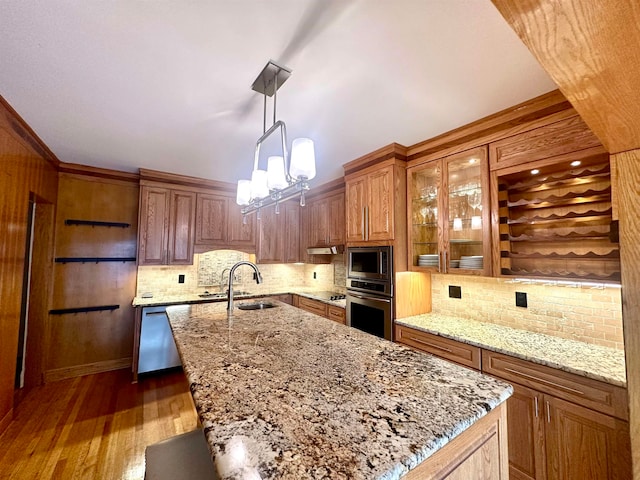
[308,192,345,247]
[407,146,492,275]
[138,186,196,265]
[195,193,256,250]
[256,201,300,264]
[344,144,407,250]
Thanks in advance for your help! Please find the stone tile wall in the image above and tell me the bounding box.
[430,274,624,350]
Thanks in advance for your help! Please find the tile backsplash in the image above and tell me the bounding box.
[136,250,346,297]
[431,274,624,350]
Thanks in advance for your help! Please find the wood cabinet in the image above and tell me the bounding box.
[195,192,256,251]
[327,305,346,325]
[138,186,196,265]
[346,165,396,242]
[406,146,492,275]
[344,145,407,255]
[293,295,346,324]
[296,296,328,317]
[482,350,631,480]
[394,325,481,370]
[395,325,631,480]
[308,192,345,247]
[256,201,300,264]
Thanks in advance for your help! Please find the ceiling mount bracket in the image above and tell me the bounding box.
[250,60,292,97]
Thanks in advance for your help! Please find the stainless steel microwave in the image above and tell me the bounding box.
[347,246,392,282]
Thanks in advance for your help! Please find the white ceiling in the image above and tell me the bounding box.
[0,0,556,187]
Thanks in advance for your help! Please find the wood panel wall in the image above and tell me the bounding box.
[615,151,640,479]
[46,172,139,382]
[0,97,59,433]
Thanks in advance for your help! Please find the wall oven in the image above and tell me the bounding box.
[346,246,394,341]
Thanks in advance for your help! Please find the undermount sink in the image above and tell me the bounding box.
[237,301,277,310]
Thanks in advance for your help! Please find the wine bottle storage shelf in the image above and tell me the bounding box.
[497,157,620,282]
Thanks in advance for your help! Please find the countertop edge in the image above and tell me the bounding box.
[394,317,626,388]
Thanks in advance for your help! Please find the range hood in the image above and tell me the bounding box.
[306,245,344,255]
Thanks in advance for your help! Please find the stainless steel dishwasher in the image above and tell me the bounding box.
[138,305,182,374]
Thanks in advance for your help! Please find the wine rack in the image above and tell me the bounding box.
[496,154,620,282]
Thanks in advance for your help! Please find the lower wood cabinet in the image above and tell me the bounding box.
[293,295,346,324]
[394,324,481,370]
[394,325,631,480]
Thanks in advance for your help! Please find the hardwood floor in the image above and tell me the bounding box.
[0,368,198,480]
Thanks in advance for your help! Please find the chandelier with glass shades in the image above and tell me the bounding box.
[236,60,316,220]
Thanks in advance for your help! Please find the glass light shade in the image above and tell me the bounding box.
[267,156,289,190]
[471,215,482,230]
[251,169,269,200]
[453,217,463,231]
[289,137,316,180]
[236,179,251,206]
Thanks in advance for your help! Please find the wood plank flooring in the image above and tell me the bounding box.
[0,368,198,480]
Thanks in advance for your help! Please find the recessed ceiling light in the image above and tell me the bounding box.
[531,169,540,175]
[570,160,581,167]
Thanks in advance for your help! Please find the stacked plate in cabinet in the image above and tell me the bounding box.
[418,254,439,267]
[459,255,483,269]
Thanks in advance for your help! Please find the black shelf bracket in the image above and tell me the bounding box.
[49,305,120,315]
[65,219,131,228]
[55,257,137,264]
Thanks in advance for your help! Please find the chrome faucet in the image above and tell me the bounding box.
[227,261,262,312]
[219,268,231,293]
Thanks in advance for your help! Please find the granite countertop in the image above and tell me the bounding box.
[395,314,627,387]
[132,290,346,308]
[166,301,512,480]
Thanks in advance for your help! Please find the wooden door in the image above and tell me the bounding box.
[284,203,300,263]
[310,198,329,246]
[256,207,284,263]
[227,201,256,248]
[507,384,547,480]
[345,175,366,242]
[544,395,631,480]
[138,186,170,265]
[367,165,393,241]
[328,192,345,244]
[167,190,196,265]
[195,193,227,245]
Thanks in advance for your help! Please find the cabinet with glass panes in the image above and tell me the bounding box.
[407,146,491,275]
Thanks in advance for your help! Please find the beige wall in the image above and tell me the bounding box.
[431,274,623,350]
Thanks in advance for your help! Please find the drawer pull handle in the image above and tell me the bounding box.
[503,367,585,396]
[408,336,453,353]
[546,400,551,423]
[534,396,539,418]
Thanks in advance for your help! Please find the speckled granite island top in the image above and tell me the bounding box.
[395,314,626,387]
[166,301,512,480]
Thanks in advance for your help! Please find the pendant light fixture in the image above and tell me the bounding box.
[236,60,316,219]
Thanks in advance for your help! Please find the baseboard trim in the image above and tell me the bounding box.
[0,407,14,435]
[44,357,132,383]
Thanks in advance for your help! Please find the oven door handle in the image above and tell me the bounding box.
[348,293,392,303]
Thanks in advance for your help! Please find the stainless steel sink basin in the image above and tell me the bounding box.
[237,301,277,310]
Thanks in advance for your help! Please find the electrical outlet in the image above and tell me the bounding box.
[516,291,528,308]
[313,271,317,279]
[448,285,462,299]
[178,274,185,284]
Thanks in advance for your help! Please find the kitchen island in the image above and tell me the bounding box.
[166,301,513,479]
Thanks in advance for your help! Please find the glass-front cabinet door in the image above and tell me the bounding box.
[408,146,491,275]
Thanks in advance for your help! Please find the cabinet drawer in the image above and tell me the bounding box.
[395,325,481,370]
[327,305,346,324]
[297,297,328,317]
[482,350,628,420]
